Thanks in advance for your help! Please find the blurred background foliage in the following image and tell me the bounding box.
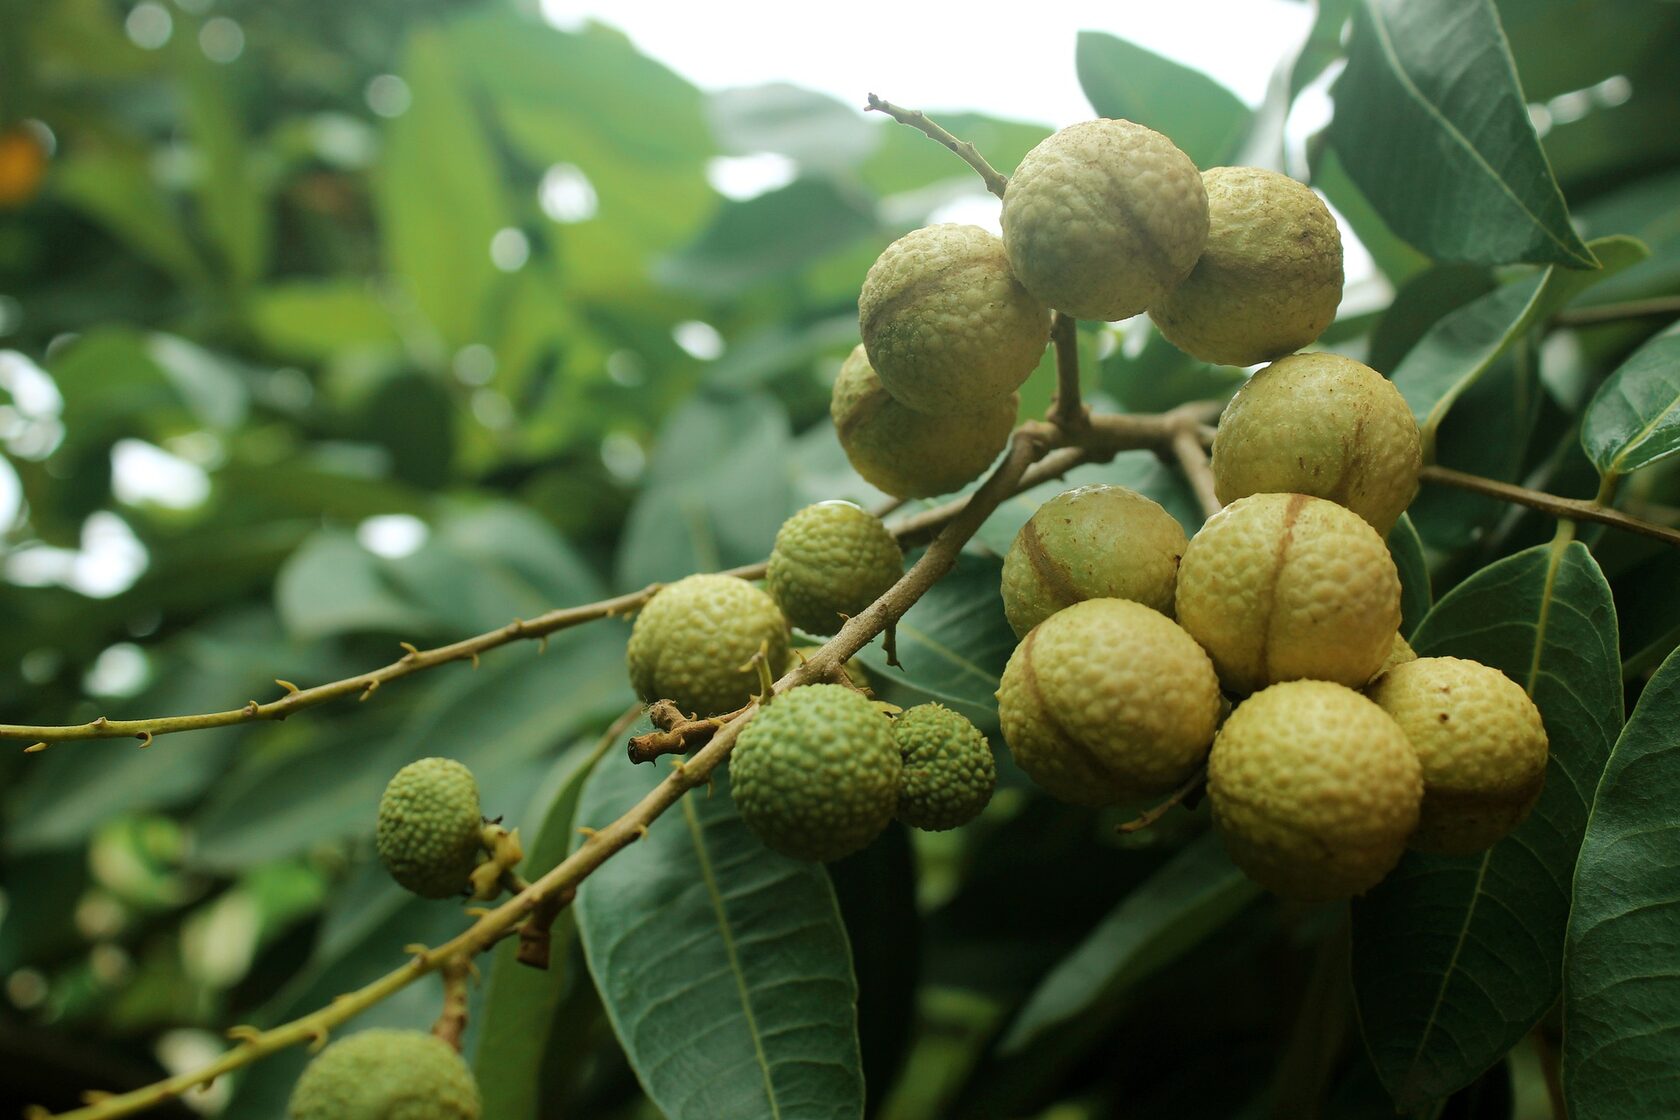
[0,0,1676,1116]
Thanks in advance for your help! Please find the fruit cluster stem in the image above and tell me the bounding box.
[863,94,1009,200]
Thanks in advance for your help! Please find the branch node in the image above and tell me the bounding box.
[864,93,1008,199]
[634,823,650,841]
[242,700,260,716]
[92,716,108,729]
[358,678,380,702]
[275,679,301,696]
[398,642,421,662]
[24,741,46,754]
[224,1024,262,1045]
[135,731,153,749]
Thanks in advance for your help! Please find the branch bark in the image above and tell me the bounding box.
[1420,464,1680,549]
[863,94,1009,200]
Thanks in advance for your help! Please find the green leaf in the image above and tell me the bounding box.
[377,27,510,351]
[1564,644,1680,1117]
[1075,32,1251,169]
[1388,512,1432,636]
[475,722,628,1120]
[1327,0,1597,267]
[1580,323,1680,480]
[247,281,400,359]
[573,749,864,1120]
[180,40,268,284]
[1391,235,1648,444]
[859,112,1049,195]
[1310,145,1431,286]
[999,832,1259,1053]
[855,554,1015,729]
[274,531,436,642]
[1352,540,1622,1106]
[708,83,878,172]
[51,149,208,284]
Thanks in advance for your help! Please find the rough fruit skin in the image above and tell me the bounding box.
[627,574,790,717]
[1000,484,1187,638]
[995,598,1221,807]
[287,1029,481,1119]
[376,759,484,900]
[1002,119,1209,321]
[1208,681,1422,901]
[768,501,903,636]
[859,224,1050,413]
[1368,656,1548,855]
[831,344,1016,498]
[893,703,997,831]
[729,684,901,861]
[1175,493,1401,694]
[1150,167,1343,366]
[1211,353,1422,536]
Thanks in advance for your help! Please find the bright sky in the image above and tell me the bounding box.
[538,0,1314,127]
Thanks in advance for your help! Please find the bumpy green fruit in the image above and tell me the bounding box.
[1175,493,1401,693]
[1368,656,1548,855]
[831,344,1016,498]
[1211,353,1421,536]
[1150,167,1343,366]
[626,573,790,717]
[768,501,903,636]
[376,758,484,900]
[288,1029,480,1120]
[996,598,1221,806]
[1002,119,1209,321]
[999,484,1187,638]
[730,683,900,861]
[1208,681,1422,901]
[893,703,996,831]
[859,224,1050,413]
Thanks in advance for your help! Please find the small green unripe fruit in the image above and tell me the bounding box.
[1208,681,1422,901]
[767,501,903,636]
[376,758,485,900]
[893,703,996,831]
[831,344,1016,498]
[287,1029,481,1119]
[627,573,790,717]
[1211,353,1421,536]
[996,598,1221,807]
[1368,656,1548,855]
[1000,484,1187,638]
[1150,166,1343,366]
[859,224,1050,413]
[730,683,900,861]
[1002,119,1209,322]
[1175,493,1401,693]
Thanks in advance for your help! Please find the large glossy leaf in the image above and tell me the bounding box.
[1563,645,1680,1117]
[1352,540,1622,1106]
[855,553,1015,729]
[475,722,631,1120]
[1580,323,1680,480]
[1075,32,1251,169]
[377,27,509,351]
[1327,0,1595,267]
[1391,236,1647,443]
[708,83,878,172]
[574,747,864,1120]
[999,832,1258,1053]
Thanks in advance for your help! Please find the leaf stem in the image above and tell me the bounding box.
[1553,295,1680,329]
[1047,312,1088,433]
[1420,464,1680,548]
[863,94,1009,199]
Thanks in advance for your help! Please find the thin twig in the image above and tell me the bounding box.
[430,960,471,1050]
[1421,464,1680,549]
[1553,295,1680,329]
[1047,312,1088,433]
[1170,426,1222,519]
[1117,767,1208,834]
[864,94,1009,200]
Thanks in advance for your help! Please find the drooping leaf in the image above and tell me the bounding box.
[180,40,268,284]
[574,748,864,1120]
[1327,0,1596,267]
[1310,145,1432,286]
[1075,32,1251,169]
[999,832,1258,1053]
[708,83,879,172]
[1580,323,1680,481]
[855,553,1016,729]
[1563,644,1680,1118]
[1388,512,1432,636]
[1352,540,1621,1106]
[1390,235,1647,444]
[247,281,400,359]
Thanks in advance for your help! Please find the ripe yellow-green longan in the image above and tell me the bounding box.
[859,223,1050,414]
[729,684,901,862]
[831,344,1017,499]
[999,483,1187,638]
[626,573,790,717]
[1211,353,1422,537]
[1002,119,1209,322]
[1208,680,1422,901]
[1175,493,1401,694]
[767,501,903,636]
[995,598,1222,807]
[1150,166,1344,366]
[1368,656,1549,855]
